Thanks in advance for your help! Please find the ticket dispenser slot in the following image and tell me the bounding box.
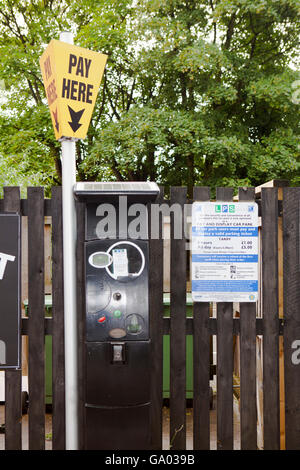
[75,181,159,450]
[111,343,125,363]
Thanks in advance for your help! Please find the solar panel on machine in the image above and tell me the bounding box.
[74,181,160,196]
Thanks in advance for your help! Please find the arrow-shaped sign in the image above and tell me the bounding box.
[40,40,107,140]
[68,106,85,133]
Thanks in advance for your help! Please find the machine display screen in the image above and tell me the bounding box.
[89,252,111,268]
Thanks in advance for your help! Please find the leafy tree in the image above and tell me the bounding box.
[0,0,299,195]
[0,0,70,193]
[77,0,300,195]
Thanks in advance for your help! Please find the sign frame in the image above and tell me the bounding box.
[39,39,107,140]
[0,213,21,369]
[191,201,259,303]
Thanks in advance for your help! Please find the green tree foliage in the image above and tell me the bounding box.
[0,0,71,193]
[0,0,299,194]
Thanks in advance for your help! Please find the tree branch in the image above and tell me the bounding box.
[210,0,217,44]
[223,12,236,50]
[126,77,136,111]
[104,77,121,120]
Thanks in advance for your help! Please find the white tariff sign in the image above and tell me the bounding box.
[192,202,259,302]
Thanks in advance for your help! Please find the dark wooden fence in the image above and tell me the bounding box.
[0,185,300,450]
[0,187,64,450]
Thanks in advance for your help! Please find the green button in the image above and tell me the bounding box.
[113,309,122,318]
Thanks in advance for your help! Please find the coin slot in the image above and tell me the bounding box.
[109,328,126,339]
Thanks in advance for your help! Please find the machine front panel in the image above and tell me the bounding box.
[85,239,149,342]
[85,341,151,407]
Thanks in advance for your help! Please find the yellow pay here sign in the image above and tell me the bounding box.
[40,39,107,140]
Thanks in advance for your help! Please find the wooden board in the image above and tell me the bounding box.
[76,200,86,450]
[192,186,211,450]
[27,187,45,450]
[149,189,164,449]
[51,187,65,450]
[277,187,285,450]
[3,187,22,450]
[261,188,280,450]
[238,188,257,449]
[170,187,187,450]
[282,187,300,450]
[216,187,234,450]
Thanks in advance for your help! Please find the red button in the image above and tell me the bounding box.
[98,316,106,323]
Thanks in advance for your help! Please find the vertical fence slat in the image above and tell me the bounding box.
[283,187,300,450]
[76,200,86,450]
[149,188,164,449]
[28,187,45,450]
[3,187,22,450]
[216,187,234,450]
[193,186,210,450]
[261,187,280,450]
[170,186,187,450]
[51,187,65,450]
[238,187,257,450]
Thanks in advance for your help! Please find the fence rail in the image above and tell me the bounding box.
[0,185,300,450]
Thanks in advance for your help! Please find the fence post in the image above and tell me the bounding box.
[238,187,257,450]
[27,187,45,450]
[193,186,211,450]
[149,188,164,449]
[261,187,280,450]
[283,187,300,450]
[51,187,65,449]
[3,187,22,450]
[216,187,234,450]
[170,186,187,450]
[75,200,86,450]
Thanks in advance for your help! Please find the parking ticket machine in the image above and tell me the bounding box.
[74,182,160,450]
